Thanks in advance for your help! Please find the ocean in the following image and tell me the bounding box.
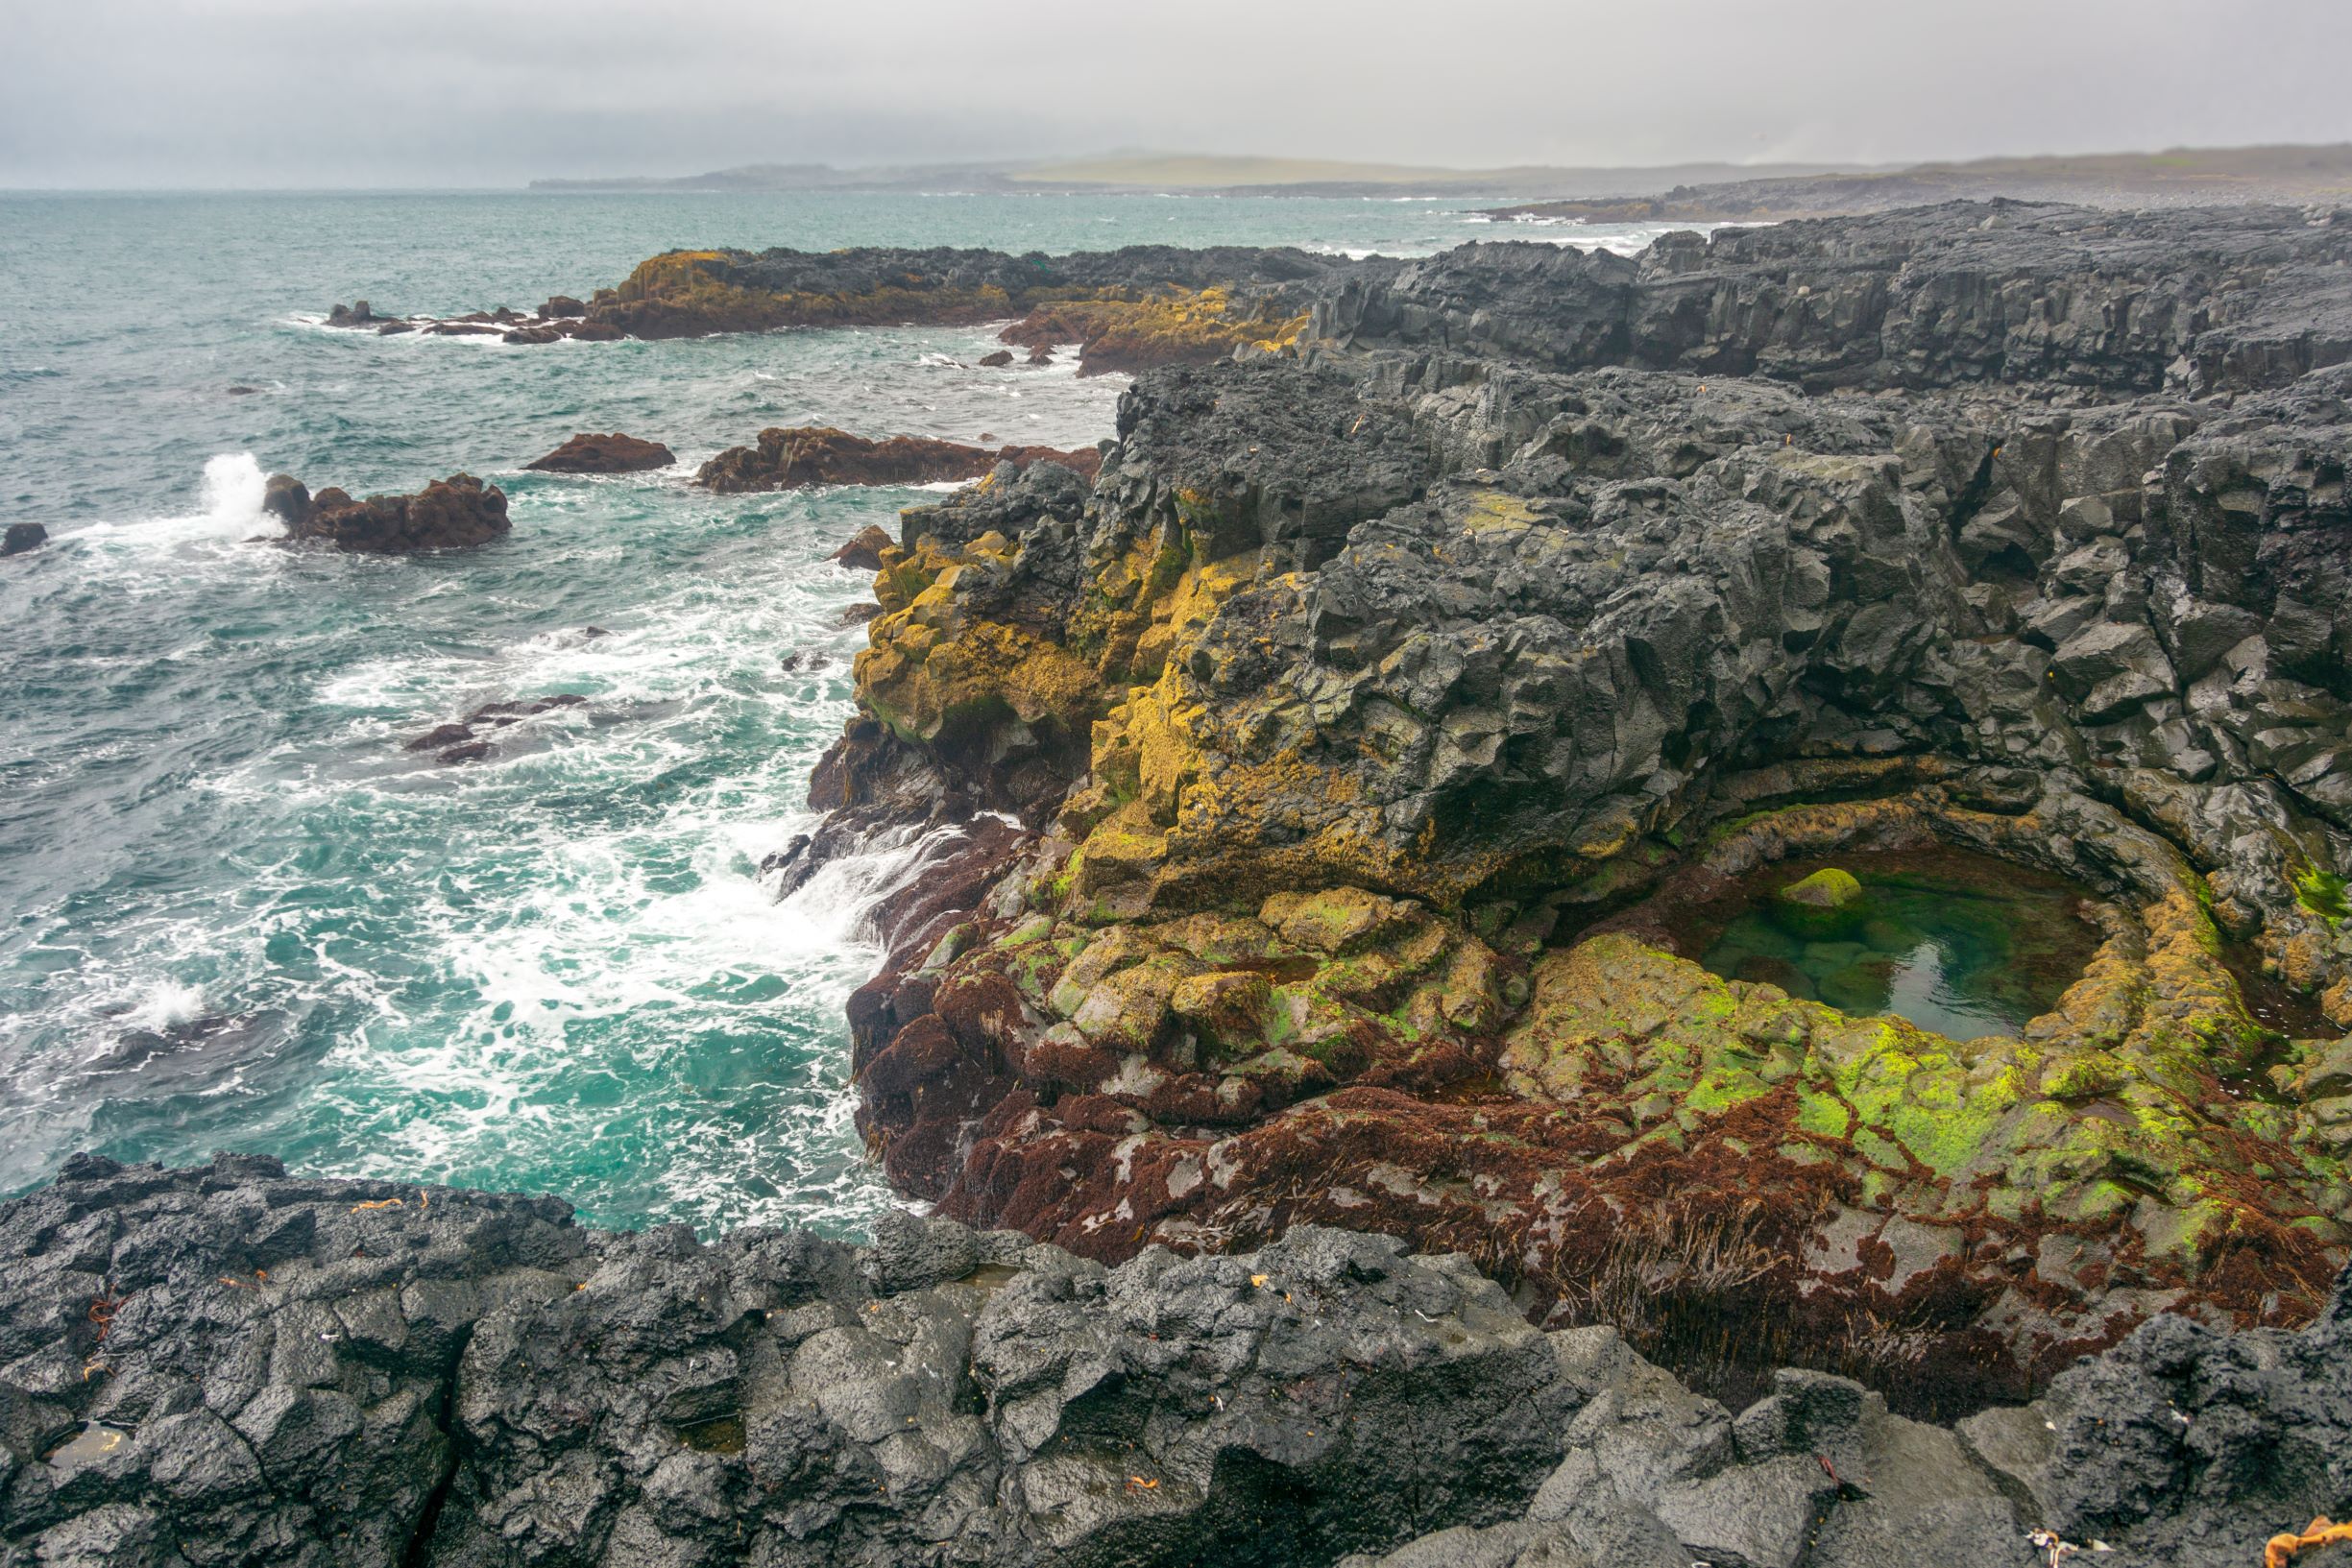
[0,189,1687,1235]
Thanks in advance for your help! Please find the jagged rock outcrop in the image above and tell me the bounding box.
[801,204,2352,1410]
[695,428,1103,495]
[830,525,894,571]
[263,473,511,553]
[1310,201,2352,398]
[523,433,675,473]
[323,301,404,331]
[3,1157,2345,1568]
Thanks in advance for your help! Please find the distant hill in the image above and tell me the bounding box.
[1484,143,2352,224]
[525,153,1860,201]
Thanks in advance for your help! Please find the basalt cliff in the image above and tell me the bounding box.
[794,202,2352,1420]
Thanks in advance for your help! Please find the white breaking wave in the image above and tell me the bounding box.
[776,815,1014,953]
[120,979,207,1033]
[69,452,283,558]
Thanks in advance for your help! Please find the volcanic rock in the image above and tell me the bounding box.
[267,472,511,553]
[830,524,894,570]
[324,300,400,328]
[523,431,675,473]
[694,427,1103,494]
[0,1155,2344,1568]
[800,204,2352,1411]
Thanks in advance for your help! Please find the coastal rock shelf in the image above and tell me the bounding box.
[796,202,2352,1410]
[2,1156,2346,1568]
[695,428,1104,495]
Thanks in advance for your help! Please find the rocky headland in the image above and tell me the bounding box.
[790,201,2352,1419]
[399,246,1370,373]
[262,473,512,553]
[696,429,1104,495]
[2,1154,2346,1568]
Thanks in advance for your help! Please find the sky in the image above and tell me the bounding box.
[5,0,2349,188]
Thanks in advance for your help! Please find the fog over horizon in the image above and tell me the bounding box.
[5,0,2349,190]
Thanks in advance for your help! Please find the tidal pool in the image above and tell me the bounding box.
[1690,850,2102,1042]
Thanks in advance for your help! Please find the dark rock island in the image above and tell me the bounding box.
[262,473,511,553]
[523,433,675,473]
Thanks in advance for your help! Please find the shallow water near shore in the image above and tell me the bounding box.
[0,190,1701,1233]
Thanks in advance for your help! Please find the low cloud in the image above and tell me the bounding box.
[5,0,2347,187]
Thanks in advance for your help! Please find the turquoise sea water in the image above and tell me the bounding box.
[0,191,1688,1234]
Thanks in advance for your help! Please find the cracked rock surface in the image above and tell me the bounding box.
[4,1157,2348,1567]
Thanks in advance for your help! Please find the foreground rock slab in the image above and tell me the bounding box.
[1,1156,2346,1568]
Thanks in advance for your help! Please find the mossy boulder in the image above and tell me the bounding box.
[1772,867,1867,936]
[1259,887,1419,955]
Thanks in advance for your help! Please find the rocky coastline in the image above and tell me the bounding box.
[14,199,2352,1563]
[800,202,2352,1415]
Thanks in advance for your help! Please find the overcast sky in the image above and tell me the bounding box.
[5,0,2349,188]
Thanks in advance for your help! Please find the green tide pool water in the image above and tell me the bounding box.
[0,189,1694,1234]
[1695,852,2103,1043]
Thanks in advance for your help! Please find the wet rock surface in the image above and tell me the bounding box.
[1,523,44,558]
[694,427,1103,495]
[2,1157,2345,1567]
[522,432,675,473]
[263,473,511,553]
[796,203,2352,1408]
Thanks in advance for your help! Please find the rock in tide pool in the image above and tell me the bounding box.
[523,430,675,472]
[1772,866,1866,934]
[263,471,511,553]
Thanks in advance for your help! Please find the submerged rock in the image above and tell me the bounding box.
[402,692,588,762]
[693,426,1103,494]
[265,472,511,553]
[522,431,675,473]
[0,1155,2342,1568]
